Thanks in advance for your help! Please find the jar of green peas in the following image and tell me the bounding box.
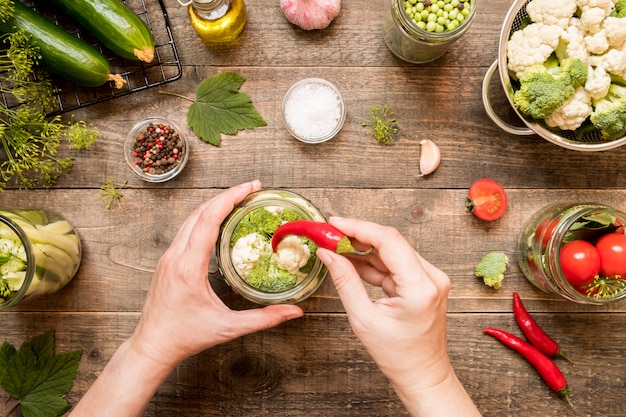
[383,0,477,63]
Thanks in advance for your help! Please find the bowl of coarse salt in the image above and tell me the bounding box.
[282,78,346,144]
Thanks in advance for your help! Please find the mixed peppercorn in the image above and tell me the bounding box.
[130,122,184,176]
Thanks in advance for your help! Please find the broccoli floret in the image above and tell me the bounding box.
[611,0,626,17]
[590,83,626,140]
[279,208,302,222]
[513,55,588,120]
[231,208,283,245]
[475,252,509,290]
[246,256,297,293]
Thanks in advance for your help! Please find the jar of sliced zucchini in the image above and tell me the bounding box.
[0,209,82,310]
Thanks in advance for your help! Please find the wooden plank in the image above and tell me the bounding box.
[0,312,622,416]
[2,188,626,313]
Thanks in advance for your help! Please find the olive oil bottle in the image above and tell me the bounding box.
[184,0,247,45]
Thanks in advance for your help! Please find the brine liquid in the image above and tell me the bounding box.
[188,0,246,44]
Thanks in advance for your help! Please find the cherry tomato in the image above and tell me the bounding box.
[467,178,508,221]
[559,240,601,287]
[595,233,626,277]
[535,218,558,250]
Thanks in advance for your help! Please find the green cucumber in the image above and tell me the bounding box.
[49,0,155,63]
[0,0,124,88]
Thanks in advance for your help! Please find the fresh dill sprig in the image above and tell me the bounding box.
[362,104,399,145]
[0,29,98,190]
[100,178,127,210]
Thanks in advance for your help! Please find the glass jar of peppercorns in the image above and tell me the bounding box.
[383,0,477,63]
[124,117,189,183]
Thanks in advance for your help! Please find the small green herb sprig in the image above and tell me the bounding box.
[0,26,98,190]
[0,330,82,417]
[100,178,127,210]
[362,105,399,145]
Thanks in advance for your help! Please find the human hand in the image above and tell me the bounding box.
[316,217,453,393]
[130,180,304,368]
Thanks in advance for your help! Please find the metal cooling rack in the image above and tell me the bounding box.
[3,0,182,116]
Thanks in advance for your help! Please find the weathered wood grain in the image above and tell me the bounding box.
[2,0,626,416]
[1,313,623,416]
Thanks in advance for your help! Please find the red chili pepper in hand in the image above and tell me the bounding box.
[513,292,572,362]
[272,220,359,254]
[484,327,573,408]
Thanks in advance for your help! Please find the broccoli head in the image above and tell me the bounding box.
[611,0,626,17]
[475,252,509,290]
[513,55,588,120]
[246,256,298,293]
[590,83,626,141]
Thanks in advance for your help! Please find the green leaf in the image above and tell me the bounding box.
[24,329,54,360]
[0,340,17,378]
[21,393,71,417]
[0,330,82,417]
[187,72,267,146]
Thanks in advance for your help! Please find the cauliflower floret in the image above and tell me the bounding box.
[526,0,578,28]
[585,63,612,98]
[588,44,626,77]
[603,16,626,47]
[576,0,617,16]
[231,232,272,277]
[556,17,590,62]
[580,7,610,33]
[273,235,311,275]
[584,29,610,54]
[545,87,593,130]
[507,23,564,79]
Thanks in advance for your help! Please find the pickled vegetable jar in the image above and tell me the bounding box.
[518,203,626,305]
[0,209,81,310]
[216,189,328,305]
[383,0,477,63]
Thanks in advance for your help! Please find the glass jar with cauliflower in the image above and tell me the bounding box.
[230,206,317,293]
[216,190,328,305]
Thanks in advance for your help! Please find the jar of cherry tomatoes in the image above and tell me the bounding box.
[518,203,626,305]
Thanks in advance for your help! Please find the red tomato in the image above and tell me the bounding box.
[535,218,558,250]
[559,240,601,287]
[595,233,626,277]
[467,178,508,221]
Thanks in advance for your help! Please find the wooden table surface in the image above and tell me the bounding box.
[2,0,626,415]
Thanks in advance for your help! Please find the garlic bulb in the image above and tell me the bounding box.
[418,139,441,176]
[280,0,341,31]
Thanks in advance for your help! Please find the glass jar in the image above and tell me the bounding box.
[383,0,477,63]
[124,117,189,183]
[216,189,328,305]
[282,78,346,144]
[179,0,247,45]
[0,209,81,310]
[518,203,626,305]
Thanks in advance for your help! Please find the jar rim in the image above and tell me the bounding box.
[392,0,478,41]
[0,212,36,310]
[215,189,328,305]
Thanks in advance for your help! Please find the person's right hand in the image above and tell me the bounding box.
[316,217,451,390]
[316,217,481,416]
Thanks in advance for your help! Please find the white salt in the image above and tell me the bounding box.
[284,81,343,141]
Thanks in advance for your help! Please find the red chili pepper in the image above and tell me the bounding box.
[484,327,573,408]
[271,220,357,254]
[513,292,572,362]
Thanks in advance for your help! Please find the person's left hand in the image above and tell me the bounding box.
[129,180,304,367]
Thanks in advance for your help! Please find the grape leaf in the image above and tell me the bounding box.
[0,330,82,417]
[187,72,267,146]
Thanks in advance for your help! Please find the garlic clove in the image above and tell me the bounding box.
[280,0,341,31]
[418,139,441,176]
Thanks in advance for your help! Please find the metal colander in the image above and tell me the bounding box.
[482,0,626,151]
